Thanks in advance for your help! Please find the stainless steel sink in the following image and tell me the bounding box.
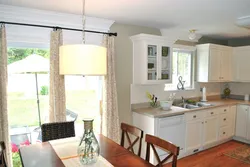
[196,102,213,107]
[174,102,213,109]
[184,104,201,109]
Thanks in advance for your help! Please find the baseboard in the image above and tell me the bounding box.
[233,136,250,144]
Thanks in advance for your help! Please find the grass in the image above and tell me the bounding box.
[8,90,99,127]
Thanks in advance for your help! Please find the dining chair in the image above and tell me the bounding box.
[120,122,144,156]
[41,121,75,142]
[145,134,179,167]
[0,141,7,167]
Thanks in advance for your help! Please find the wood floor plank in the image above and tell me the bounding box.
[164,140,250,167]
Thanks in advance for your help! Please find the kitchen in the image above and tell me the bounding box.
[130,34,250,166]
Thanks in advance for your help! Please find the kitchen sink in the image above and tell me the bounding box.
[175,102,214,109]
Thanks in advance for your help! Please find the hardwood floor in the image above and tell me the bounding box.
[165,140,249,167]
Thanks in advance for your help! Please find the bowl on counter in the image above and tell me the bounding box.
[160,100,173,111]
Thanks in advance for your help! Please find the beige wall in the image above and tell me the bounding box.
[110,23,161,124]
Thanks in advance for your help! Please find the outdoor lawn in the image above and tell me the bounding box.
[8,90,99,127]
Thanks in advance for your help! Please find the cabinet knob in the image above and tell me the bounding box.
[224,118,226,121]
[224,109,227,112]
[223,132,226,134]
[211,112,214,115]
[205,121,207,123]
[202,122,204,124]
[193,115,196,118]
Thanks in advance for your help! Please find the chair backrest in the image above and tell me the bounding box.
[145,134,179,167]
[0,141,7,167]
[41,121,75,142]
[66,109,78,122]
[120,123,143,156]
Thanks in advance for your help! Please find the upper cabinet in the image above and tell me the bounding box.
[232,46,250,82]
[130,34,175,84]
[196,44,232,82]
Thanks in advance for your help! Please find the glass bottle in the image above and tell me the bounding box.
[77,119,100,165]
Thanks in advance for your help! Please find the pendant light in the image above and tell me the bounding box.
[59,0,107,76]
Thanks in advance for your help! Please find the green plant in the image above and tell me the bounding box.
[40,86,49,95]
[12,152,22,167]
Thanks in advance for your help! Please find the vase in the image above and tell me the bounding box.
[77,119,100,165]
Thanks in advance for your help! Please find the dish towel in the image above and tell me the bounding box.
[49,137,114,167]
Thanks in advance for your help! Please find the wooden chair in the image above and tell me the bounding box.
[0,141,7,167]
[41,121,75,142]
[145,134,179,167]
[120,123,143,156]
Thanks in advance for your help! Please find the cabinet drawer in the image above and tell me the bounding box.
[205,109,219,117]
[219,106,229,114]
[185,111,205,121]
[219,114,229,127]
[219,126,230,140]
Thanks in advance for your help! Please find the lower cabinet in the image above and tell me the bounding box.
[186,118,203,154]
[203,114,218,149]
[235,105,250,141]
[185,105,236,156]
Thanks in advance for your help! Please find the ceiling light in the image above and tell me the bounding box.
[236,16,250,28]
[188,30,196,40]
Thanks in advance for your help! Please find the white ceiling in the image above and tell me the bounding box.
[1,0,250,39]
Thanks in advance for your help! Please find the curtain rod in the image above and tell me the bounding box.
[0,21,117,36]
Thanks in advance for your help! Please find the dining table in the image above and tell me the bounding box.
[19,134,154,167]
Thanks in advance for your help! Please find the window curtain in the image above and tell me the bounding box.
[0,24,12,166]
[101,35,120,143]
[49,29,66,122]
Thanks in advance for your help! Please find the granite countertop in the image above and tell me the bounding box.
[132,99,250,118]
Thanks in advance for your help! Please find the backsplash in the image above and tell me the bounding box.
[228,82,250,95]
[130,82,222,104]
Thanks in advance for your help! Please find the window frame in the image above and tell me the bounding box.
[165,45,196,91]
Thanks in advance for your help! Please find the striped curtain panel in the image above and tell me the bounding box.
[49,29,66,122]
[0,24,12,166]
[101,35,120,143]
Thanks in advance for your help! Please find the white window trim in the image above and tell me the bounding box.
[165,44,196,91]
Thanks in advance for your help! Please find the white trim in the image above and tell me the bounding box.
[173,44,196,52]
[0,4,115,48]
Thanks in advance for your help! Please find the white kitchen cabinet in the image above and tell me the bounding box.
[197,43,232,82]
[203,115,218,148]
[130,34,175,84]
[232,46,250,82]
[186,119,203,154]
[235,105,249,139]
[229,105,237,137]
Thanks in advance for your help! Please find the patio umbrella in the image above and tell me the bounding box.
[8,54,49,127]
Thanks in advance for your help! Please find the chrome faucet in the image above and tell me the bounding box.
[181,96,185,104]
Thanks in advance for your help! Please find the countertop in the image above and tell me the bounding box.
[132,99,250,118]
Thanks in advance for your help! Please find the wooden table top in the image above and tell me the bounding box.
[19,134,154,167]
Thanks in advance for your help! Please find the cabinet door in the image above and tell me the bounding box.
[203,116,218,148]
[220,49,232,81]
[247,109,250,140]
[147,45,158,81]
[158,46,171,82]
[229,105,237,137]
[235,105,248,139]
[235,49,250,81]
[186,119,203,154]
[209,48,221,81]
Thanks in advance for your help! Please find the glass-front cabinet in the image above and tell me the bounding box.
[131,34,174,84]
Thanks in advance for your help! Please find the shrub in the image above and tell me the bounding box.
[40,86,48,95]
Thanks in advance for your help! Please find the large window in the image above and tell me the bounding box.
[165,48,194,90]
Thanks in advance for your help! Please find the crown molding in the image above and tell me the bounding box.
[0,4,115,32]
